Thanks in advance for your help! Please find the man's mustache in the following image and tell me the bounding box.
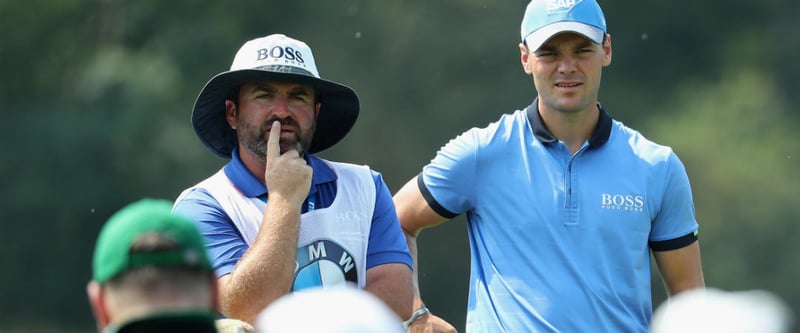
[266,117,300,129]
[263,117,305,155]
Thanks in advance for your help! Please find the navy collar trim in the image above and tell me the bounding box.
[525,98,612,148]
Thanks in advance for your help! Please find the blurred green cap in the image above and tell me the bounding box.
[92,198,212,283]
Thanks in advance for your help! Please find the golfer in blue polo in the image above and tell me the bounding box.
[393,1,705,332]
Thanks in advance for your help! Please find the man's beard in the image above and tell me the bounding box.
[238,117,315,161]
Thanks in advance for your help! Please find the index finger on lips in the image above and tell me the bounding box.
[267,120,281,160]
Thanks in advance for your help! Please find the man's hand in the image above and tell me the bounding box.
[408,312,458,333]
[265,120,312,205]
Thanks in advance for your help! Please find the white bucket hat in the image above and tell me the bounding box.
[192,34,359,158]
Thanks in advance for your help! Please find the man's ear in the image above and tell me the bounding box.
[225,100,238,130]
[519,43,533,75]
[87,281,112,331]
[209,275,220,313]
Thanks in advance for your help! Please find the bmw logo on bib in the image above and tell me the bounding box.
[293,239,358,290]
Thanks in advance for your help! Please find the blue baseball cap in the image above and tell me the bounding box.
[521,0,607,51]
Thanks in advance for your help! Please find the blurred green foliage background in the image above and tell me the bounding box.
[1,0,798,331]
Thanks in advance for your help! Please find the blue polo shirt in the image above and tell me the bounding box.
[420,100,698,333]
[174,147,412,278]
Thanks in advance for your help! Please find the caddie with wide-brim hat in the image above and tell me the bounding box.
[174,33,415,324]
[192,33,359,158]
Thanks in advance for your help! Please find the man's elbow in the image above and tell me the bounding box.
[218,279,289,324]
[220,295,260,324]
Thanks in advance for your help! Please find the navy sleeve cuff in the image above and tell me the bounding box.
[417,173,458,219]
[650,231,698,252]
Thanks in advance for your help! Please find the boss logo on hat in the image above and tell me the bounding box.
[256,46,305,64]
[547,0,583,12]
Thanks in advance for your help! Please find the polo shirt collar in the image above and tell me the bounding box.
[223,146,336,198]
[108,311,217,333]
[526,97,612,148]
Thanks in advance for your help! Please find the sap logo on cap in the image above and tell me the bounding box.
[547,0,583,13]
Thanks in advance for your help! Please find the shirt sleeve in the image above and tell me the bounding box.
[365,170,413,270]
[420,129,479,216]
[649,152,700,247]
[173,188,247,277]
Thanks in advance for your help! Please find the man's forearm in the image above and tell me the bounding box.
[365,263,415,320]
[219,200,302,322]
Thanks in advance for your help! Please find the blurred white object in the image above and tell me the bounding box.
[256,286,405,333]
[651,287,793,333]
